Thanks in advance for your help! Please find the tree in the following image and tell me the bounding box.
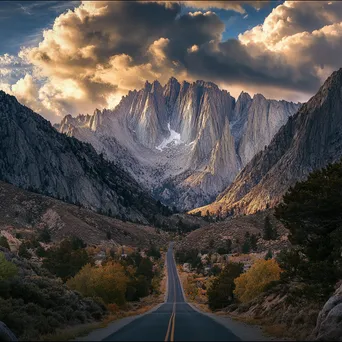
[67,262,128,305]
[207,262,243,310]
[133,275,150,298]
[18,244,31,259]
[265,249,273,260]
[136,258,154,281]
[263,216,278,240]
[0,236,10,250]
[43,238,89,281]
[38,228,51,243]
[250,234,258,251]
[36,246,47,258]
[217,239,232,255]
[275,161,342,295]
[242,233,251,254]
[146,245,161,259]
[234,259,281,303]
[209,265,221,277]
[0,253,17,280]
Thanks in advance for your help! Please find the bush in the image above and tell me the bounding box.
[0,250,106,341]
[38,228,51,243]
[0,253,18,280]
[0,236,10,250]
[234,259,281,303]
[146,245,161,259]
[207,262,243,310]
[67,262,128,305]
[42,237,89,281]
[18,244,31,259]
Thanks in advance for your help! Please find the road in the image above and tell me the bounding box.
[103,244,241,341]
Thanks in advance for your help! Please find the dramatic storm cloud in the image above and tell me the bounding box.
[1,1,342,122]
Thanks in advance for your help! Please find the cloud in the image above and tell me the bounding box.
[0,53,31,83]
[16,1,225,121]
[3,0,342,122]
[180,1,265,14]
[238,1,342,84]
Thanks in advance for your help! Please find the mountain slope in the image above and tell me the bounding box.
[55,78,300,210]
[0,90,164,223]
[0,180,168,247]
[192,68,342,215]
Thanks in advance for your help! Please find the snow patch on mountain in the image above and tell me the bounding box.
[156,123,182,151]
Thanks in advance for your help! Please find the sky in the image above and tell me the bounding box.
[1,0,342,123]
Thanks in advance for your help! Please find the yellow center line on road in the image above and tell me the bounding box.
[164,312,174,342]
[164,255,177,342]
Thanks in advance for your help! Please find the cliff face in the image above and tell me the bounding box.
[55,78,300,210]
[0,91,163,223]
[194,68,342,216]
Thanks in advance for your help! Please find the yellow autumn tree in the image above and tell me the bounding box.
[67,262,128,305]
[234,259,281,303]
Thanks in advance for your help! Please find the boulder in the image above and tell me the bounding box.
[313,283,342,341]
[0,321,17,341]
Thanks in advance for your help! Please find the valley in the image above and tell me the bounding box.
[0,11,342,341]
[1,67,342,341]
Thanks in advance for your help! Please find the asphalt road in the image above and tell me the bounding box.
[103,244,241,341]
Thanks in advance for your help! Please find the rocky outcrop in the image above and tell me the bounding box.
[56,78,300,210]
[313,282,342,341]
[195,68,342,215]
[0,91,164,223]
[237,94,299,165]
[0,321,17,341]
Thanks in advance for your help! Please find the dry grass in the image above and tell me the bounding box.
[222,313,294,340]
[38,322,102,341]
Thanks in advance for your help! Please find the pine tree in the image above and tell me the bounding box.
[263,216,277,240]
[265,249,273,260]
[242,239,250,254]
[250,234,258,251]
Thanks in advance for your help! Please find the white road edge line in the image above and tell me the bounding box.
[75,251,169,341]
[172,249,270,342]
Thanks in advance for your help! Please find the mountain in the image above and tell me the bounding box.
[0,180,168,247]
[192,68,342,216]
[0,90,165,223]
[55,78,300,210]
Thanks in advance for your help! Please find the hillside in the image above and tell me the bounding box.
[0,91,166,224]
[176,211,289,254]
[0,180,168,248]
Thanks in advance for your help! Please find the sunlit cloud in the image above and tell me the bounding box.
[1,1,342,122]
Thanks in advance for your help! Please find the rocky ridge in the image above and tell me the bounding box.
[0,91,165,223]
[193,68,342,216]
[55,78,300,210]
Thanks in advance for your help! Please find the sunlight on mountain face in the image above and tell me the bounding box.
[1,2,342,342]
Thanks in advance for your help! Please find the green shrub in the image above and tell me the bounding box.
[207,262,243,310]
[0,253,18,280]
[0,236,10,250]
